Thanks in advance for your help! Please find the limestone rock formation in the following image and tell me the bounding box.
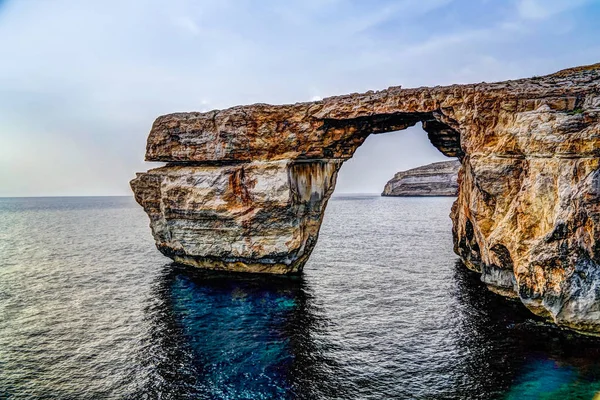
[132,63,600,334]
[382,160,460,196]
[131,161,340,274]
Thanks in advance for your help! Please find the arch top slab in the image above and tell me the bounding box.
[144,63,599,163]
[132,63,600,334]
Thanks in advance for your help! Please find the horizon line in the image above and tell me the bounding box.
[0,192,386,199]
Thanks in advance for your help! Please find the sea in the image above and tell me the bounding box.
[1,196,600,399]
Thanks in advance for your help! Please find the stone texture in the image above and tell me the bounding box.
[131,160,340,274]
[381,160,460,196]
[132,63,600,334]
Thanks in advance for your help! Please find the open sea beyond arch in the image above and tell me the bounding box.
[1,195,600,399]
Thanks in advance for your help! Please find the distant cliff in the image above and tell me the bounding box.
[381,160,460,196]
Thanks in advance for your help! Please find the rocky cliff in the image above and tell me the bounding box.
[132,63,600,335]
[382,160,460,196]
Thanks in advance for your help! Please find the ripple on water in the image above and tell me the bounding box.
[1,196,600,399]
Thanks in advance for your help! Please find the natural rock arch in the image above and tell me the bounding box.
[132,63,600,334]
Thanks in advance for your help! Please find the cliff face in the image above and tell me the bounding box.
[382,160,460,196]
[131,161,340,274]
[132,63,600,334]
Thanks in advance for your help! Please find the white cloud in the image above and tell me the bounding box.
[516,0,591,20]
[172,16,201,36]
[0,0,597,195]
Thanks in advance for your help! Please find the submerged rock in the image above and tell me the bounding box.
[381,160,460,196]
[132,63,600,335]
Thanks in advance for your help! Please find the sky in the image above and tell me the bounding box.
[0,0,599,196]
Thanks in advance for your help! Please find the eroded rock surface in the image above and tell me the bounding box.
[382,160,460,196]
[131,160,340,274]
[132,63,600,334]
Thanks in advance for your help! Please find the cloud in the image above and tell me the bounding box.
[0,0,598,195]
[516,0,592,20]
[172,16,201,36]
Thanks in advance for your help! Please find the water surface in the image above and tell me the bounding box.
[1,196,599,399]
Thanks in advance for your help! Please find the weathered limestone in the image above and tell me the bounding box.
[131,160,340,274]
[132,63,600,334]
[382,160,460,196]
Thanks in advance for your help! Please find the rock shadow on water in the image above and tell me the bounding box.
[132,260,600,399]
[134,263,347,399]
[451,261,600,400]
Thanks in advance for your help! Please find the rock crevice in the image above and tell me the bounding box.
[132,63,600,334]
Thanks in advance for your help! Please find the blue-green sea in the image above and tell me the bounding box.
[1,196,599,399]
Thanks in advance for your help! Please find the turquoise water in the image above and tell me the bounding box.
[505,358,600,400]
[1,196,600,399]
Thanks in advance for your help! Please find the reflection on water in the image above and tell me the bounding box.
[1,196,600,399]
[130,261,600,399]
[136,266,346,399]
[453,262,600,399]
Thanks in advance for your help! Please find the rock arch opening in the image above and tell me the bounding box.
[333,121,456,195]
[317,111,462,160]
